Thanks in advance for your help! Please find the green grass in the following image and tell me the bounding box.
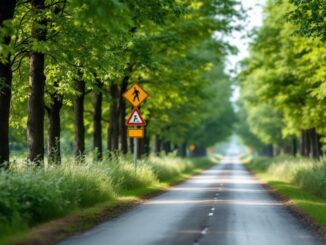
[0,154,218,244]
[245,156,326,231]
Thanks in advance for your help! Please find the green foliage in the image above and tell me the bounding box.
[0,161,115,230]
[288,0,326,40]
[236,101,265,150]
[248,156,326,199]
[1,0,239,151]
[148,155,193,182]
[238,0,326,152]
[109,162,158,192]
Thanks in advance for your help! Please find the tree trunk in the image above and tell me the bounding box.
[178,142,187,157]
[93,80,103,161]
[139,138,144,158]
[300,131,305,156]
[193,146,206,157]
[27,0,47,164]
[302,130,311,157]
[0,60,12,168]
[264,144,273,157]
[310,128,319,159]
[317,133,323,157]
[47,86,62,164]
[108,82,119,154]
[45,3,63,164]
[154,135,161,156]
[118,75,129,154]
[292,137,297,156]
[162,141,171,154]
[129,137,134,154]
[141,127,150,157]
[0,0,16,168]
[73,79,85,161]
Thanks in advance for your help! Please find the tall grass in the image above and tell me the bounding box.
[249,156,326,199]
[148,155,194,181]
[0,154,214,237]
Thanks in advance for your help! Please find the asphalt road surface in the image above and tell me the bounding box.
[59,154,324,245]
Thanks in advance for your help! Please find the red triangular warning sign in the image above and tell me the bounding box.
[126,108,146,126]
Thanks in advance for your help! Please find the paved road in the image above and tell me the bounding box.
[59,155,324,245]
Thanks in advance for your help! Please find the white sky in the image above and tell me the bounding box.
[225,0,266,103]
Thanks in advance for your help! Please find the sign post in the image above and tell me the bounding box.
[133,126,138,167]
[123,83,149,168]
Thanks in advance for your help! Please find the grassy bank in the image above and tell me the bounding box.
[245,156,326,232]
[0,154,218,244]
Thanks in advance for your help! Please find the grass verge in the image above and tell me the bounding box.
[244,156,326,235]
[0,154,219,245]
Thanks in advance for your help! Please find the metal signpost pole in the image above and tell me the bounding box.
[133,126,138,168]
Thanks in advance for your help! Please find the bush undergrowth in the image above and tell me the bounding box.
[248,156,326,199]
[0,154,214,238]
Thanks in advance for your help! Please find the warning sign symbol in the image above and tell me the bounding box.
[126,108,146,126]
[123,83,149,107]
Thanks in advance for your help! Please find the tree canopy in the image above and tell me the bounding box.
[238,0,326,158]
[0,0,239,165]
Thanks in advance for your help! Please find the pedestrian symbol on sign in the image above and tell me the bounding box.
[123,83,149,107]
[133,87,140,102]
[125,108,146,126]
[133,115,139,122]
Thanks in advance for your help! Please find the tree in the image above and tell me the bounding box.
[289,0,326,41]
[93,79,103,161]
[27,0,48,164]
[2,0,241,163]
[0,0,17,167]
[239,0,325,158]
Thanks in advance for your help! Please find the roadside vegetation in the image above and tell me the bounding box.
[245,156,326,231]
[0,154,217,244]
[238,0,326,159]
[237,0,326,231]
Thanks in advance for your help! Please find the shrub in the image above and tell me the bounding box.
[108,162,158,192]
[148,156,194,181]
[249,156,326,199]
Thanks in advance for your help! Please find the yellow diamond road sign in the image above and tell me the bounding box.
[123,83,149,107]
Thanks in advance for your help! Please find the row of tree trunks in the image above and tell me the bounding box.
[73,79,85,161]
[153,135,188,157]
[261,144,273,157]
[93,80,103,161]
[191,146,206,157]
[301,128,323,159]
[0,2,138,164]
[47,81,63,164]
[108,64,134,156]
[27,0,47,164]
[0,0,17,167]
